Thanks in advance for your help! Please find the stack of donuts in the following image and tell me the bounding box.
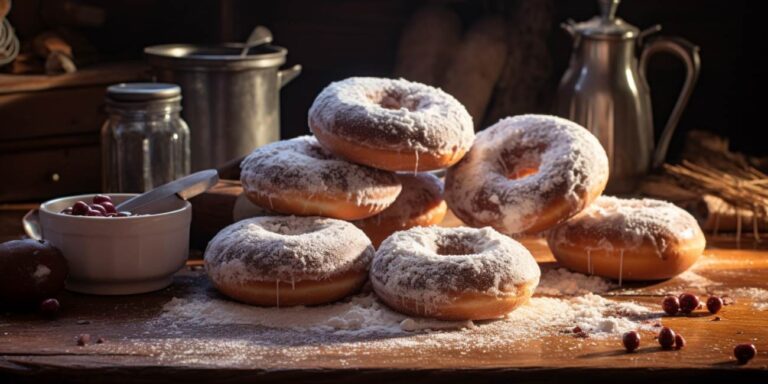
[204,76,706,322]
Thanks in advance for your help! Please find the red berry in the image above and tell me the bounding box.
[706,296,723,314]
[96,337,105,344]
[658,327,676,350]
[72,201,89,215]
[100,201,116,214]
[85,209,103,217]
[662,296,680,315]
[76,333,91,346]
[92,195,112,205]
[622,331,640,352]
[734,343,757,364]
[674,334,686,350]
[678,293,700,314]
[39,298,60,317]
[90,204,107,215]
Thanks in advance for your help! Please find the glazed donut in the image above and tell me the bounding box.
[354,173,447,247]
[308,77,474,172]
[371,226,540,320]
[446,114,609,235]
[547,196,706,282]
[240,136,402,220]
[204,216,374,306]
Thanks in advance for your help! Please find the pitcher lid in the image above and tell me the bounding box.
[572,0,639,39]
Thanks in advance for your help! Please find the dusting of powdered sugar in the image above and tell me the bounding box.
[205,216,374,283]
[240,136,402,208]
[445,114,609,235]
[32,264,51,282]
[158,291,655,340]
[308,77,474,156]
[354,172,444,225]
[537,268,616,296]
[370,226,541,306]
[548,196,704,256]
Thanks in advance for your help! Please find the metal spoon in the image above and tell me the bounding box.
[240,26,273,57]
[115,169,219,213]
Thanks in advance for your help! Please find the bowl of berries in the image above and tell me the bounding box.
[25,193,191,295]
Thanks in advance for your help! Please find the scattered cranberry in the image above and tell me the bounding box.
[92,195,112,205]
[622,331,640,352]
[39,298,60,317]
[679,293,700,314]
[71,201,89,215]
[662,296,680,315]
[706,296,723,314]
[734,343,757,364]
[674,334,686,350]
[572,326,582,333]
[96,337,105,344]
[658,327,676,350]
[76,333,91,346]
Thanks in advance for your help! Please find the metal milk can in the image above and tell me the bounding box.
[145,44,301,171]
[554,0,700,194]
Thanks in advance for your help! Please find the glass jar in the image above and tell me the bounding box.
[101,83,190,193]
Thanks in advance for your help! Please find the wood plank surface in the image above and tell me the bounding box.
[1,204,767,383]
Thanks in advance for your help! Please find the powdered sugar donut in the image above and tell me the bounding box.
[354,172,447,247]
[240,136,402,220]
[205,216,374,306]
[309,77,474,172]
[548,196,705,282]
[445,114,609,235]
[371,226,540,320]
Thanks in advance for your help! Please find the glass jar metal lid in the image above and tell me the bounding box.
[106,83,181,102]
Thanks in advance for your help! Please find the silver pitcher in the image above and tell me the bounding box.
[145,44,301,171]
[554,0,700,194]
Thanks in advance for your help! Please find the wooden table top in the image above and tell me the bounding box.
[1,207,767,383]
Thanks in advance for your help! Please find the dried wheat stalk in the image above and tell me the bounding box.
[664,159,768,243]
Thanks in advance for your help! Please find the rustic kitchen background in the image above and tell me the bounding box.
[0,0,762,203]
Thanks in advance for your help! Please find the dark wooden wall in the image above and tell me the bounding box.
[6,0,764,159]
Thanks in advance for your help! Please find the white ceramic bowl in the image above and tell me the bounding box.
[35,194,191,295]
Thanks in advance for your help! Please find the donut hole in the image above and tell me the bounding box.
[259,221,325,236]
[435,235,476,256]
[500,145,545,181]
[370,90,419,111]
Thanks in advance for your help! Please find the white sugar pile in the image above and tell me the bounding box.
[161,291,656,339]
[536,268,616,296]
[721,287,768,311]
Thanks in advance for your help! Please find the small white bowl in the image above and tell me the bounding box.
[34,194,191,295]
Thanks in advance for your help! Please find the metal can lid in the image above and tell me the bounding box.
[107,83,181,102]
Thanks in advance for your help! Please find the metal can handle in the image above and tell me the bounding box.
[639,36,701,168]
[278,64,302,88]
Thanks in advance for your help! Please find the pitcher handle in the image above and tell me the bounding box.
[278,64,302,88]
[639,36,701,168]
